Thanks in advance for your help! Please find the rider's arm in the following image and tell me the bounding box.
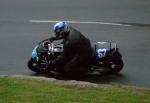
[51,41,72,68]
[49,36,64,43]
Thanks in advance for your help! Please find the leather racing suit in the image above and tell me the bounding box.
[52,26,93,76]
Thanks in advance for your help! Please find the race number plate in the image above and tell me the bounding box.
[97,48,107,59]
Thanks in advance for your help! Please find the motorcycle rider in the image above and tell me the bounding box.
[49,21,93,76]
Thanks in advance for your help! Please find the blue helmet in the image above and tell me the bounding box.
[54,22,68,37]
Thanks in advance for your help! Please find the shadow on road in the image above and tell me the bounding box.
[31,72,126,85]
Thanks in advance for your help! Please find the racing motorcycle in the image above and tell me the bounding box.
[27,39,124,75]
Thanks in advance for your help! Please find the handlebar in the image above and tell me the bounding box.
[47,43,64,55]
[38,38,64,55]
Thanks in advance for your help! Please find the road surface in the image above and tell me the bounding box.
[0,0,150,87]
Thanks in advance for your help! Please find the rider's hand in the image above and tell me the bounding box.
[49,37,56,43]
[49,36,64,43]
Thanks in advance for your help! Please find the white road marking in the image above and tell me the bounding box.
[29,20,132,27]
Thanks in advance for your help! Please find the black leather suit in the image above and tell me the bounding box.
[53,26,93,76]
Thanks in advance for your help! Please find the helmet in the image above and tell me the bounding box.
[54,21,68,37]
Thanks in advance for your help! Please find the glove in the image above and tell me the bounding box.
[49,37,56,43]
[49,36,64,43]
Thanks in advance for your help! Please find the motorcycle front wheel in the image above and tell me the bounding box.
[27,58,50,73]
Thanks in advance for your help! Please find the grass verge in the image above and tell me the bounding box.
[0,76,150,103]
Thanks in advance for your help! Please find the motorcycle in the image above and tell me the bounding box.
[27,39,124,75]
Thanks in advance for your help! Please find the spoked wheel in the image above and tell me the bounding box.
[27,58,50,73]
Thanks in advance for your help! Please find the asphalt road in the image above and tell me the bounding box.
[0,0,150,87]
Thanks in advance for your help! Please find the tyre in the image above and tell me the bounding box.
[27,58,50,73]
[108,59,124,73]
[100,58,124,74]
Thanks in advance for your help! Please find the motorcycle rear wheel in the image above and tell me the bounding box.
[100,59,124,74]
[109,59,124,73]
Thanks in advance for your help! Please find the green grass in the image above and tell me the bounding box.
[0,76,150,103]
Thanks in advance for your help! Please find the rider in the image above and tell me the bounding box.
[49,21,93,76]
